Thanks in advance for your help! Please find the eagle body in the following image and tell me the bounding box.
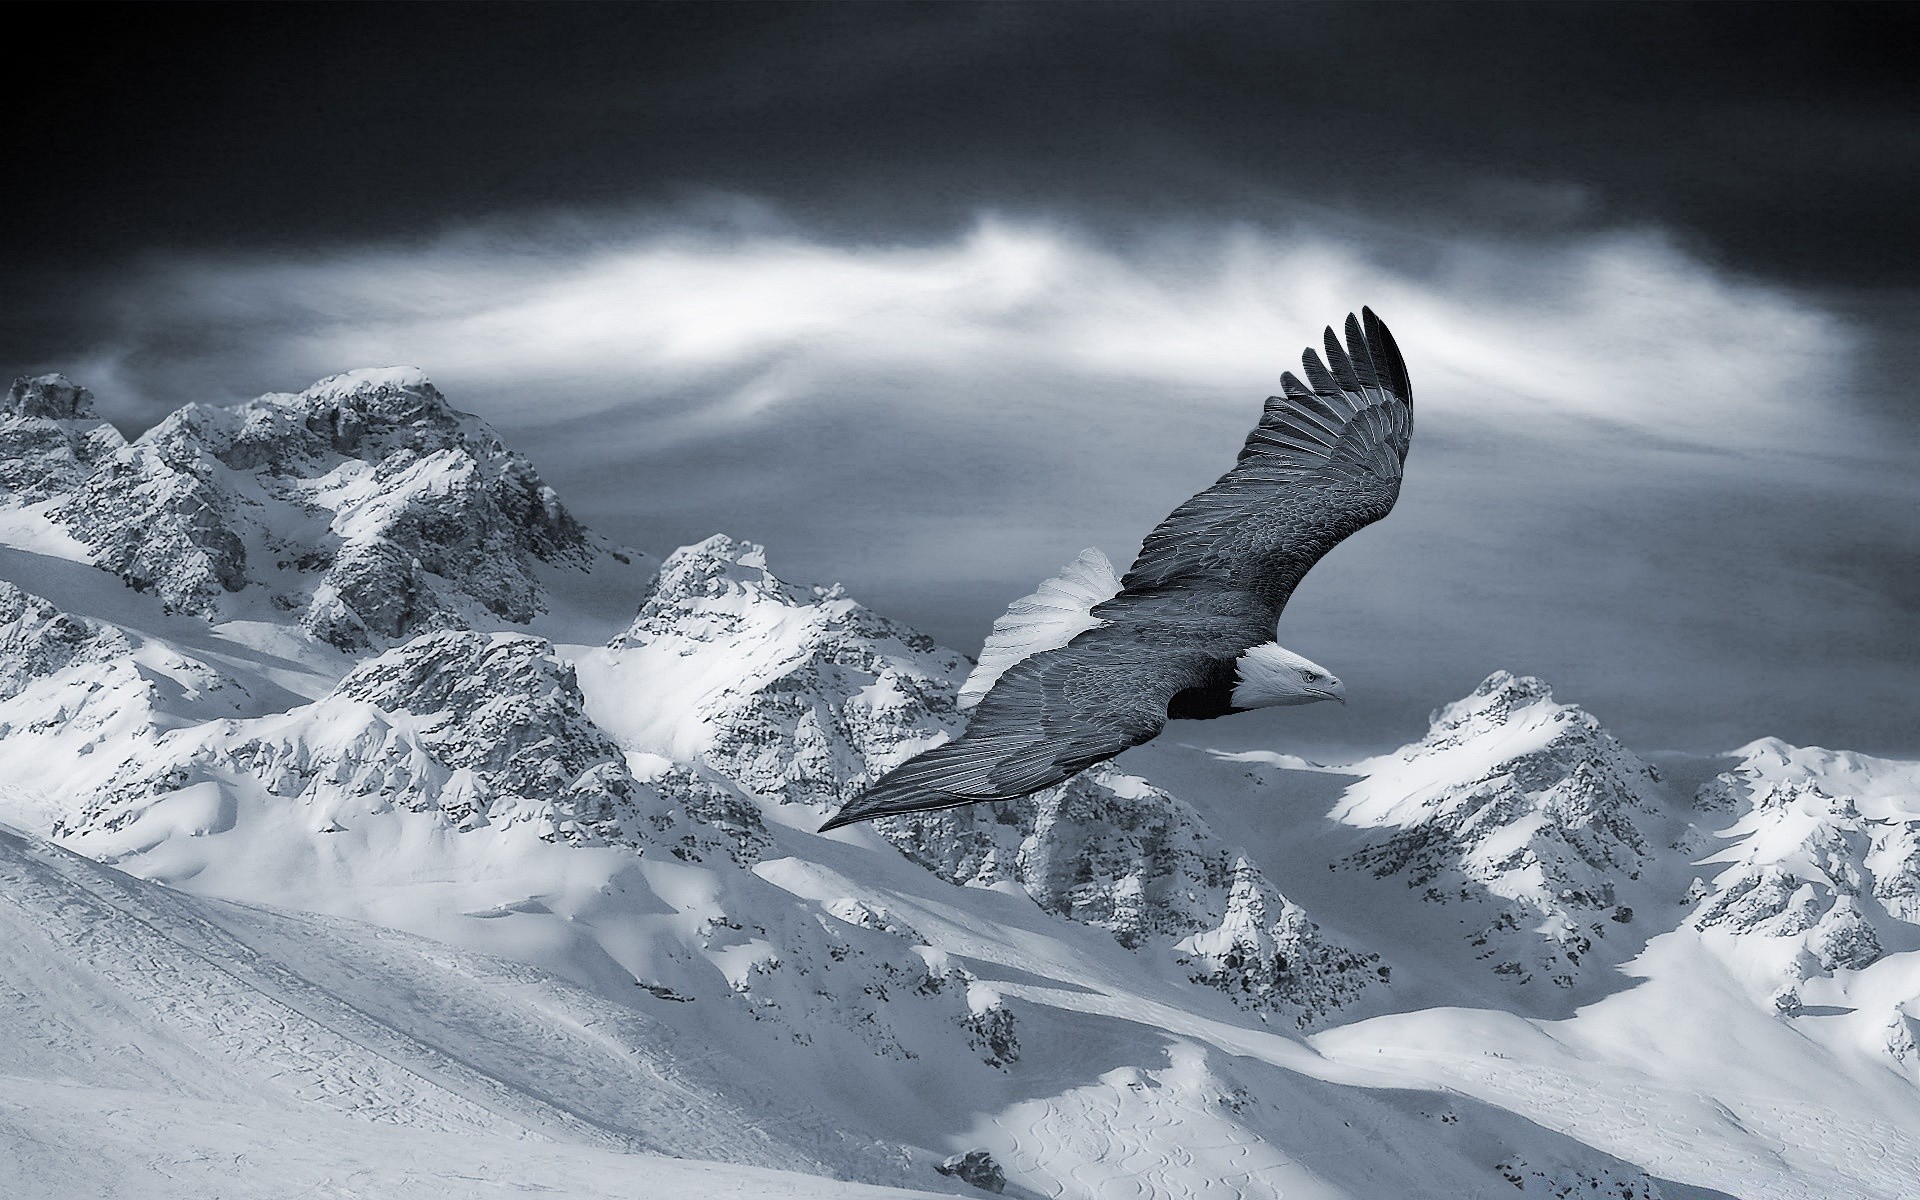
[820,309,1411,832]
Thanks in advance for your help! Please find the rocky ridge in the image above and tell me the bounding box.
[1330,671,1663,990]
[0,580,254,823]
[8,368,624,649]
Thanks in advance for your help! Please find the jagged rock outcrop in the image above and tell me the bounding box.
[936,1149,1007,1194]
[597,535,1382,1024]
[4,373,97,421]
[0,373,126,505]
[35,368,612,646]
[608,534,966,792]
[1689,779,1882,969]
[1495,1154,1663,1199]
[888,772,1383,1024]
[1331,671,1661,989]
[0,580,130,702]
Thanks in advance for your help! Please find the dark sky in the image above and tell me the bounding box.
[9,5,1915,281]
[4,3,1916,758]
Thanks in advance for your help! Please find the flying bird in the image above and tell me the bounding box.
[820,308,1412,831]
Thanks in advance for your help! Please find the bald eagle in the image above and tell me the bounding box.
[821,308,1411,831]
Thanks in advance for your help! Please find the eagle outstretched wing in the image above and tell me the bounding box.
[1121,307,1412,612]
[820,309,1412,831]
[818,629,1214,830]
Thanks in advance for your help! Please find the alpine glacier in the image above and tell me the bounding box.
[2,368,1916,1199]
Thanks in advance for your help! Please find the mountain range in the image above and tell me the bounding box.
[2,369,1915,1199]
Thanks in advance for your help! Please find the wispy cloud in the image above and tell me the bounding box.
[90,213,1845,444]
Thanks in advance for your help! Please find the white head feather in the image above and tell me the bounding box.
[1231,643,1346,710]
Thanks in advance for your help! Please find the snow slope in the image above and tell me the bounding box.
[0,824,956,1199]
[2,367,1918,1199]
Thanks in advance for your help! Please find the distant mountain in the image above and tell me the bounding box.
[1331,671,1665,991]
[1686,739,1920,1031]
[2,368,1917,1200]
[3,367,638,648]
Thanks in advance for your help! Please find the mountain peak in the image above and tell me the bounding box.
[625,534,814,632]
[591,536,1386,1023]
[1428,670,1556,733]
[1335,673,1661,992]
[288,366,449,434]
[3,373,98,421]
[23,369,605,645]
[305,365,437,394]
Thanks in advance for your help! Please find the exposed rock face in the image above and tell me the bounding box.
[609,533,967,797]
[1685,739,1920,999]
[1690,779,1882,969]
[0,582,245,762]
[0,583,151,776]
[4,374,96,421]
[960,981,1021,1068]
[887,772,1383,1024]
[0,585,268,850]
[1332,672,1661,989]
[600,535,1383,1025]
[39,368,604,646]
[0,374,125,505]
[936,1149,1007,1194]
[1174,856,1386,1016]
[1495,1154,1663,1199]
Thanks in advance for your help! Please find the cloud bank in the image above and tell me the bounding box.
[33,210,1916,757]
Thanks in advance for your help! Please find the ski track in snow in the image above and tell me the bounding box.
[989,1081,1294,1200]
[0,1079,950,1200]
[0,826,935,1195]
[0,830,525,1140]
[1333,1046,1920,1200]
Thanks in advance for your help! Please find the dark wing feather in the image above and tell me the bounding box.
[819,629,1213,830]
[1120,308,1412,610]
[820,589,1266,830]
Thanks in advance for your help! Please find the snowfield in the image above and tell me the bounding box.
[2,369,1917,1199]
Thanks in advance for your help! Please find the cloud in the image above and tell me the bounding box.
[35,207,1916,757]
[89,212,1846,439]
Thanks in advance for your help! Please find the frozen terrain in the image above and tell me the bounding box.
[2,369,1917,1199]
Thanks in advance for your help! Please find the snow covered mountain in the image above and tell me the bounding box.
[2,367,642,649]
[2,368,1918,1200]
[1684,739,1920,1033]
[1331,671,1667,995]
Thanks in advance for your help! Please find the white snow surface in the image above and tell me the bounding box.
[1,368,1918,1200]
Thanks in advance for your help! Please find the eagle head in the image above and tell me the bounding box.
[1230,643,1346,709]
